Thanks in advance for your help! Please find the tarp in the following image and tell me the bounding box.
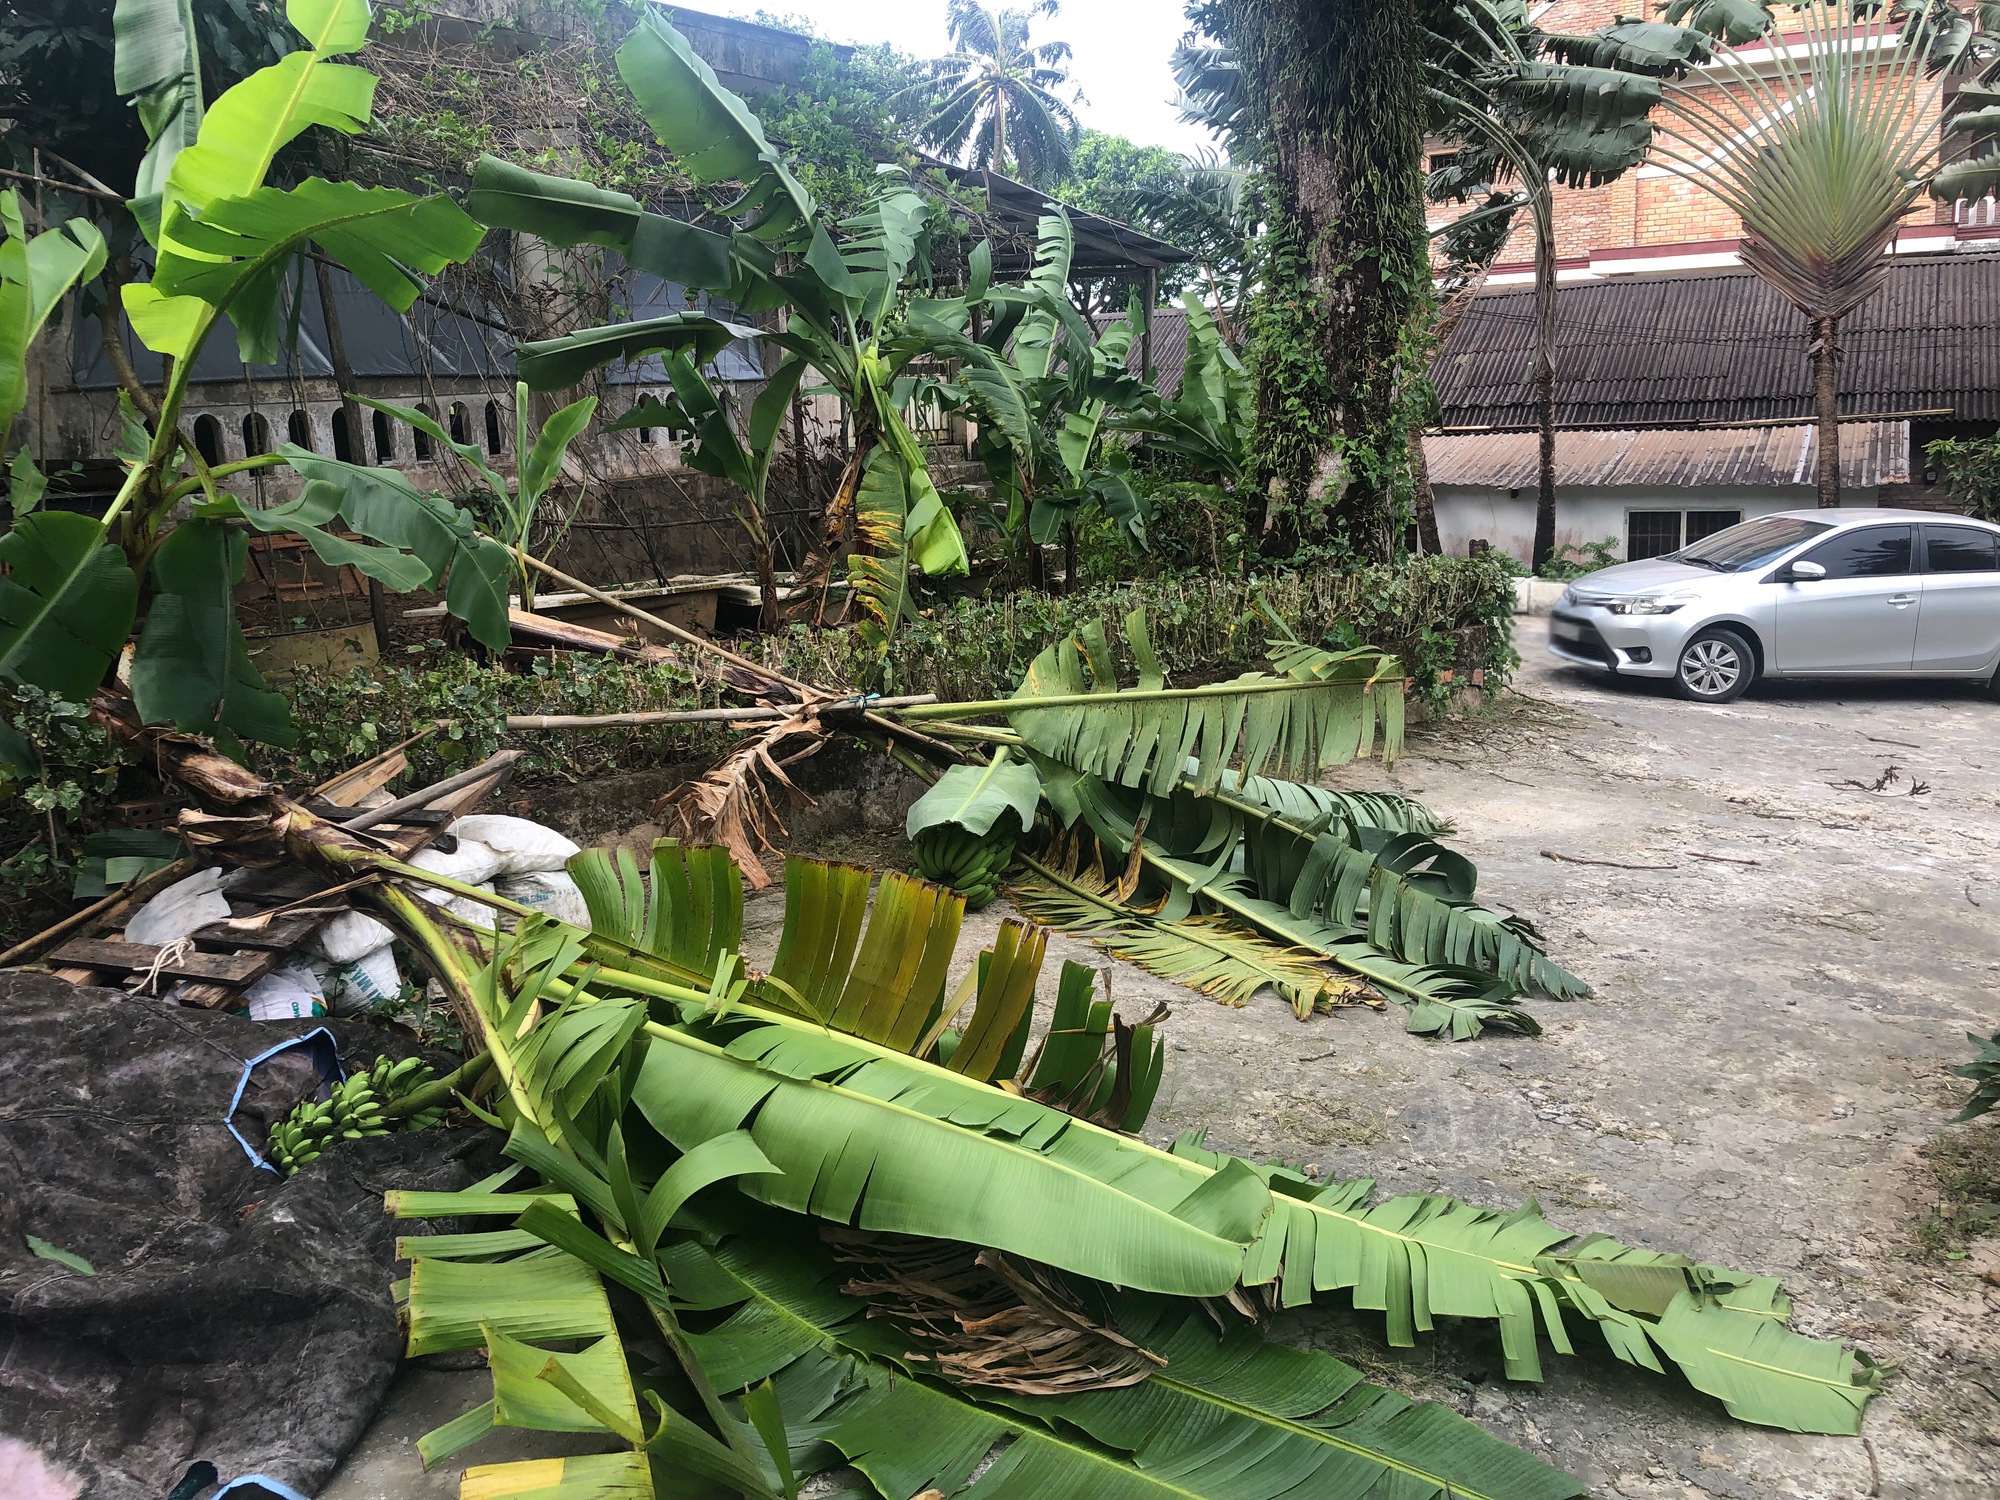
[0,972,486,1500]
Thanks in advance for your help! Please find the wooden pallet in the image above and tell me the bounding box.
[48,759,516,1008]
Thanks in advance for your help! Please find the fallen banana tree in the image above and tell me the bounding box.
[79,713,1880,1499]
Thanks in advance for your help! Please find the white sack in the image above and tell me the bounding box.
[309,909,397,966]
[125,867,231,946]
[243,965,326,1022]
[451,815,580,876]
[322,946,402,1017]
[408,837,504,904]
[496,870,590,928]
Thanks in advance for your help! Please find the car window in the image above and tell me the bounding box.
[1924,526,2000,573]
[1796,524,1914,580]
[1678,515,1834,571]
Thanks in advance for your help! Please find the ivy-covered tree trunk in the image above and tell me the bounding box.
[1214,0,1428,563]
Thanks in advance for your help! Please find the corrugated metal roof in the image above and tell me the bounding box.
[1432,255,2000,429]
[1423,421,1911,488]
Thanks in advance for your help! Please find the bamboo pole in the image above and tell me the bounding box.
[902,676,1374,721]
[504,693,939,731]
[520,553,818,697]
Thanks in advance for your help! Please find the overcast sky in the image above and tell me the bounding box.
[692,0,1215,156]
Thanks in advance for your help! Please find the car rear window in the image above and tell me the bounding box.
[1797,524,1914,579]
[1678,515,1834,571]
[1924,527,2000,574]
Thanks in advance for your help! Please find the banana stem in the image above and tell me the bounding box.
[381,1049,494,1120]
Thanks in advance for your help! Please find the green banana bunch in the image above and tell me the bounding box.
[263,1054,446,1176]
[911,821,1017,911]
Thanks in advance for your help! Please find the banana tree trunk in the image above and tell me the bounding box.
[1530,215,1558,573]
[1810,314,1842,509]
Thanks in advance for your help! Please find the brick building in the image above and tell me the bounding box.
[1424,2,2000,562]
[1427,0,2000,285]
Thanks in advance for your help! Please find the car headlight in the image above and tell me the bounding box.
[1606,594,1691,615]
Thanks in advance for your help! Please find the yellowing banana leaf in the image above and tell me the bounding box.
[460,1452,652,1500]
[1010,843,1353,1020]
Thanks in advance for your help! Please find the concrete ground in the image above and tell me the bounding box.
[325,617,2000,1500]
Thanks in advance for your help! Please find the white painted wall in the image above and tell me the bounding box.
[1433,483,1883,564]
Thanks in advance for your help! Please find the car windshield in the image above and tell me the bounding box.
[1676,516,1835,572]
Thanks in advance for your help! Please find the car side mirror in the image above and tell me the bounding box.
[1782,559,1826,582]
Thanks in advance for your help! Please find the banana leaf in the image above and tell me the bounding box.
[122,0,484,365]
[1660,0,1774,42]
[0,512,138,702]
[513,312,758,394]
[1011,843,1352,1020]
[615,11,816,243]
[667,1199,1583,1500]
[905,754,1044,839]
[405,1177,1585,1500]
[113,0,203,225]
[1171,1135,1882,1434]
[150,179,483,365]
[0,195,108,427]
[464,156,735,291]
[256,449,516,651]
[130,518,294,750]
[909,610,1400,795]
[628,1009,1272,1298]
[450,866,1874,1434]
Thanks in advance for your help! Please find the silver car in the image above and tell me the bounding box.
[1547,508,2000,703]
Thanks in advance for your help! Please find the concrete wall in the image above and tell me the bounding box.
[1433,483,1883,564]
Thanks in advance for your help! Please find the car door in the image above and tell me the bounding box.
[1914,524,2000,671]
[1769,523,1919,674]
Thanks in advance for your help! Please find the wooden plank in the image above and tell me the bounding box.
[508,607,676,663]
[191,911,329,951]
[176,981,243,1010]
[48,939,273,986]
[315,749,408,808]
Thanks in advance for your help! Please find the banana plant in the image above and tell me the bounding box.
[606,349,805,630]
[0,0,514,751]
[0,191,116,727]
[342,833,1882,1452]
[463,9,969,651]
[914,214,1155,580]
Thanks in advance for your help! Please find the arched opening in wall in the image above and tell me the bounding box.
[448,402,470,445]
[192,414,224,467]
[242,412,270,456]
[413,404,436,459]
[484,400,503,455]
[287,409,313,451]
[373,407,395,462]
[331,408,354,462]
[635,393,658,445]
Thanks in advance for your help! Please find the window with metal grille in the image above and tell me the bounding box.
[1685,509,1742,545]
[1627,510,1683,559]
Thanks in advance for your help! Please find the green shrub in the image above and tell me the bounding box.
[0,687,142,948]
[249,554,1514,800]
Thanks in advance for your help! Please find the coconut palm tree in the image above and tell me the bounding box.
[907,0,1081,184]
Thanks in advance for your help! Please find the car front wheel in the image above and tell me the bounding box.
[1674,627,1755,703]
